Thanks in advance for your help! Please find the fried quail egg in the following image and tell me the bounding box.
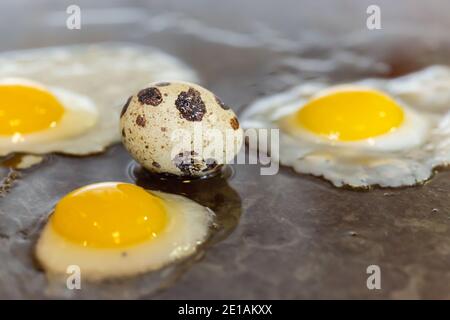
[120,81,243,177]
[0,44,198,156]
[0,78,98,155]
[241,66,450,188]
[35,182,213,280]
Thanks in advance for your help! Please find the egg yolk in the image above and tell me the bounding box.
[295,88,404,141]
[0,84,64,136]
[51,182,168,248]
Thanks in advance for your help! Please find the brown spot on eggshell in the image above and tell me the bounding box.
[175,88,206,122]
[202,158,218,172]
[136,115,146,127]
[215,95,230,110]
[155,82,171,87]
[120,96,132,118]
[121,129,126,138]
[152,161,161,168]
[137,87,163,106]
[173,151,204,175]
[161,127,167,132]
[230,117,240,130]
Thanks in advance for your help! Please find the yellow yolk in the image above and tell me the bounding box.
[51,182,168,248]
[0,84,64,136]
[295,88,405,141]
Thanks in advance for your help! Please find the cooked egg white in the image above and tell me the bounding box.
[241,66,450,187]
[0,44,198,156]
[0,79,98,154]
[36,182,213,280]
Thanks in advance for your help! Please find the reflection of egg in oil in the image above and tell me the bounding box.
[242,66,450,187]
[36,182,213,280]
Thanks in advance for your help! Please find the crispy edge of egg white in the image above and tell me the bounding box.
[240,70,450,187]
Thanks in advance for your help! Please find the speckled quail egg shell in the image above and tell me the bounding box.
[120,81,243,176]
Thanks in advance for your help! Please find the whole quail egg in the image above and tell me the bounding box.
[120,81,243,177]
